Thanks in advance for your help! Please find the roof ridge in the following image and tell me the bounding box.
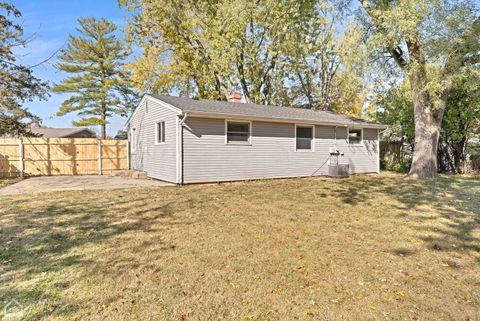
[144,94,386,128]
[152,94,335,113]
[30,127,93,132]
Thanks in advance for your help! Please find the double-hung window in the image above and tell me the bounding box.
[156,121,165,144]
[226,121,251,144]
[348,128,363,145]
[296,125,314,151]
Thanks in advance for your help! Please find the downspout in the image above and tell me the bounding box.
[377,128,381,174]
[334,126,337,148]
[180,113,188,126]
[177,113,188,184]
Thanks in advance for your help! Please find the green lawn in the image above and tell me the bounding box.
[0,173,479,320]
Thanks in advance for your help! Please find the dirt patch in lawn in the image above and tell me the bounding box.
[0,173,479,320]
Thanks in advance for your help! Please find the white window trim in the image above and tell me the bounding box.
[347,127,363,146]
[155,121,166,145]
[225,119,252,145]
[130,127,137,152]
[294,124,315,152]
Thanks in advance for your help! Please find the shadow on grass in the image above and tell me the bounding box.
[0,192,195,319]
[332,174,480,256]
[0,174,479,319]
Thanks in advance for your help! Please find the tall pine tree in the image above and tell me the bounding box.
[53,17,136,138]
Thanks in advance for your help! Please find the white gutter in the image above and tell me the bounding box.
[176,113,188,184]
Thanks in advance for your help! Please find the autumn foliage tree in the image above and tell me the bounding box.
[287,16,368,117]
[119,0,367,115]
[120,0,322,105]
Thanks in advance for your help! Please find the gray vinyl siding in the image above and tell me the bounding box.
[128,99,178,183]
[182,117,379,184]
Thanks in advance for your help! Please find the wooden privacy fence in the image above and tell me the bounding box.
[0,138,129,178]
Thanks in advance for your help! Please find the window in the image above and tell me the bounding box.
[156,121,165,144]
[226,121,251,144]
[348,128,363,145]
[296,125,314,151]
[130,127,136,151]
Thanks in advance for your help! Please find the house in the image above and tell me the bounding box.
[126,93,387,184]
[114,133,128,140]
[28,127,97,138]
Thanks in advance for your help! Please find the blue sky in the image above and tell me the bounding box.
[13,0,131,136]
[11,0,480,136]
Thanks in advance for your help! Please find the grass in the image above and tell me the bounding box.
[0,173,479,321]
[0,178,21,188]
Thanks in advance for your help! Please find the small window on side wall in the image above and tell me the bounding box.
[348,128,362,145]
[296,125,314,150]
[226,121,251,144]
[156,121,165,144]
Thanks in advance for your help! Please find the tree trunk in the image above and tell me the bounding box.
[452,137,468,174]
[437,134,454,172]
[409,113,441,178]
[101,123,106,139]
[407,81,445,178]
[406,58,449,178]
[101,107,107,139]
[437,139,447,172]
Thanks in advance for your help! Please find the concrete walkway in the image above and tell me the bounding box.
[0,176,173,196]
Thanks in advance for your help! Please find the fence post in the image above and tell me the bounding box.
[126,140,130,170]
[98,140,102,175]
[18,138,24,178]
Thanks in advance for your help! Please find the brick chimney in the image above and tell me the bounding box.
[228,91,242,103]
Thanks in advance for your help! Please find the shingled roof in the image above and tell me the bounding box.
[28,127,96,138]
[143,94,386,128]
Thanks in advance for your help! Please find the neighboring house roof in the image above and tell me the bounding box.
[114,133,128,140]
[135,94,386,129]
[28,127,96,138]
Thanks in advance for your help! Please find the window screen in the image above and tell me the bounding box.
[348,129,362,144]
[226,121,250,144]
[156,122,165,143]
[296,126,313,150]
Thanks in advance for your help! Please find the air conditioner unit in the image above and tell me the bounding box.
[328,164,349,178]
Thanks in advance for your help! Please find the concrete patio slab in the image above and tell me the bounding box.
[0,175,173,196]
